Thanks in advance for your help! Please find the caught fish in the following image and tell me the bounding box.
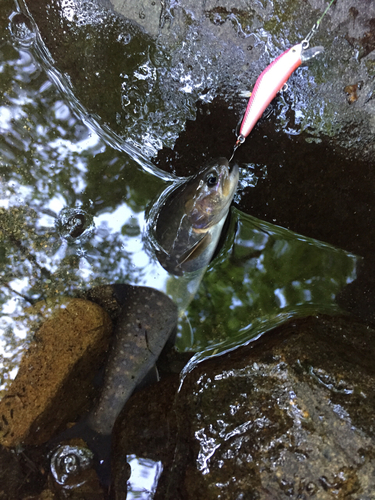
[50,158,239,485]
[88,159,238,433]
[87,158,238,437]
[152,157,239,275]
[235,43,324,147]
[88,285,178,436]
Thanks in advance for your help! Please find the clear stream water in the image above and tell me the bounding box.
[0,0,364,495]
[0,0,360,394]
[0,2,357,389]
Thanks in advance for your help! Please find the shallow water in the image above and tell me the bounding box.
[0,0,370,496]
[0,3,356,388]
[0,0,362,397]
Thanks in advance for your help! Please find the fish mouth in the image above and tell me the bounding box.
[228,160,237,173]
[218,162,239,211]
[225,162,239,194]
[229,161,239,177]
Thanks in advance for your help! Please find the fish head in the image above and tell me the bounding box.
[151,157,239,275]
[185,157,239,232]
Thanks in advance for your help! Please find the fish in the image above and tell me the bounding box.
[48,284,178,487]
[152,157,239,275]
[235,43,324,146]
[87,285,178,436]
[89,158,239,432]
[49,159,239,485]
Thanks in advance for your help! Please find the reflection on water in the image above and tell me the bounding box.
[0,1,196,395]
[0,0,361,395]
[180,208,360,369]
[126,455,163,500]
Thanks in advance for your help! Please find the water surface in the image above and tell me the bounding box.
[0,0,361,395]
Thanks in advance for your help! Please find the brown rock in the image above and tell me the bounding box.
[0,298,112,447]
[112,315,375,499]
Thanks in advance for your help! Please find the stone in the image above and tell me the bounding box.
[112,314,375,499]
[0,298,112,447]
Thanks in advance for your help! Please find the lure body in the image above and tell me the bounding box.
[237,43,323,144]
[239,43,304,141]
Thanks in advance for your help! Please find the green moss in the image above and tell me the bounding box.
[365,58,375,76]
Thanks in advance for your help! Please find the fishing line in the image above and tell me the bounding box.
[302,0,336,48]
[317,0,336,28]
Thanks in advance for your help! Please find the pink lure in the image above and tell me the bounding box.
[236,42,323,145]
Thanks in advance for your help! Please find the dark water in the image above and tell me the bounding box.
[0,0,371,496]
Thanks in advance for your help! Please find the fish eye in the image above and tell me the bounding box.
[205,172,218,187]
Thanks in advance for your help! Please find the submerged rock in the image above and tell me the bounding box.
[112,314,375,499]
[0,298,112,447]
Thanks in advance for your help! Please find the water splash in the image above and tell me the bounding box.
[50,444,94,489]
[178,207,361,378]
[13,0,176,181]
[55,207,95,244]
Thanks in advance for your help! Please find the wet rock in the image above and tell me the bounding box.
[106,0,375,164]
[24,0,375,161]
[112,314,375,499]
[0,298,112,447]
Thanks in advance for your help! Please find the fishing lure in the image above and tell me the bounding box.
[235,42,323,147]
[231,0,335,157]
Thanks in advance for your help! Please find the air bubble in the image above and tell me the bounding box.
[117,32,132,45]
[50,444,94,489]
[55,207,95,244]
[9,12,36,47]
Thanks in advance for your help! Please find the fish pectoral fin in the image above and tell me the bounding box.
[177,233,212,268]
[136,365,160,391]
